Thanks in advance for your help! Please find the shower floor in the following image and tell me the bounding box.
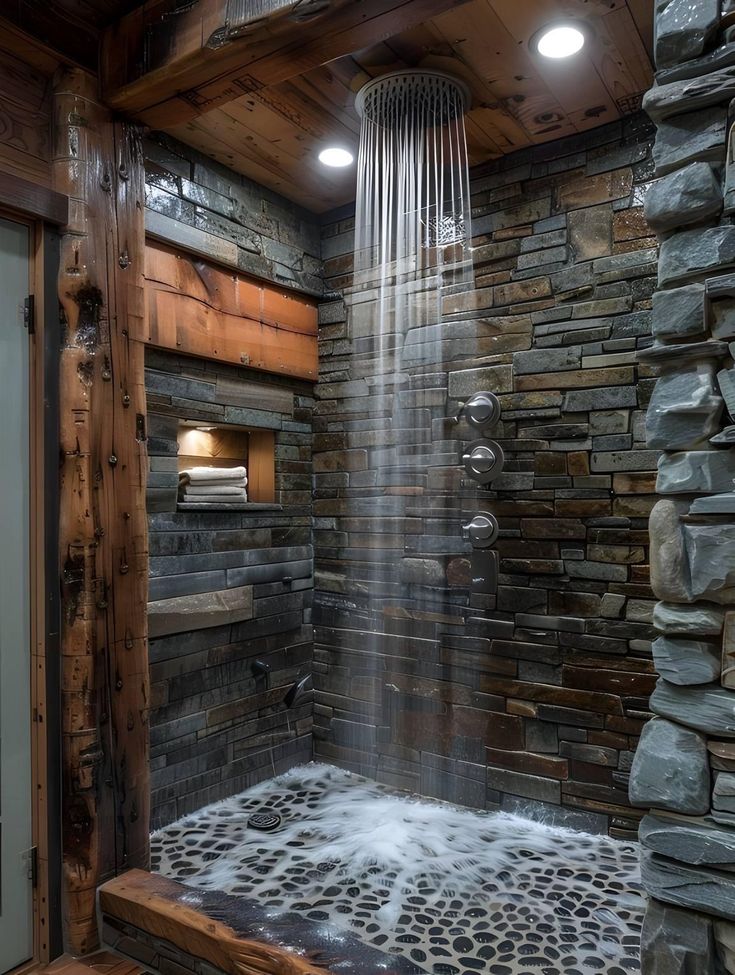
[151,763,644,975]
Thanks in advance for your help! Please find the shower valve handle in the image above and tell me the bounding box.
[454,391,501,429]
[462,512,499,548]
[462,439,504,484]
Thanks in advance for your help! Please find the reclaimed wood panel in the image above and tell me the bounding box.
[0,43,52,186]
[53,66,149,954]
[151,0,653,211]
[99,869,422,975]
[144,242,318,381]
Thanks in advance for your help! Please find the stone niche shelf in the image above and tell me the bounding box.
[177,423,276,507]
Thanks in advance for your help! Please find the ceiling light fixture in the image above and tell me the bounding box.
[533,23,586,59]
[318,146,354,168]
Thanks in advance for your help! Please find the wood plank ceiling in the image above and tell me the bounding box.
[161,0,654,212]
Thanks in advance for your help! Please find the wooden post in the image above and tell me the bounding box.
[52,66,150,955]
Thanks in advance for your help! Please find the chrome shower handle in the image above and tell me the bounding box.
[453,391,501,429]
[462,439,505,484]
[462,512,499,548]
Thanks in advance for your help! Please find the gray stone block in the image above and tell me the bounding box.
[642,849,735,921]
[655,0,720,69]
[714,772,735,814]
[645,162,722,233]
[652,284,706,340]
[641,813,735,867]
[640,897,720,975]
[646,366,723,450]
[683,523,735,603]
[629,717,710,814]
[653,108,727,177]
[653,602,725,635]
[645,65,735,123]
[653,635,722,685]
[148,585,254,637]
[657,450,735,495]
[718,367,735,418]
[659,228,735,288]
[650,498,692,603]
[651,678,735,738]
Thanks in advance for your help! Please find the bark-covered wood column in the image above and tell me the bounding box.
[52,66,150,955]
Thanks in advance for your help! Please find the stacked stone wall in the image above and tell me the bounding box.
[626,2,735,971]
[314,115,660,836]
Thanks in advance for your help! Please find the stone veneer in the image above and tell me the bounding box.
[313,114,660,837]
[145,349,314,827]
[625,2,735,971]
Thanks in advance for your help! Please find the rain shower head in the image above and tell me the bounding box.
[355,70,471,126]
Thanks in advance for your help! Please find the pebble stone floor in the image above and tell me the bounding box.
[151,763,644,975]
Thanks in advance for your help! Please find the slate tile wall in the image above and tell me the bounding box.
[313,114,660,837]
[143,133,322,295]
[146,349,314,827]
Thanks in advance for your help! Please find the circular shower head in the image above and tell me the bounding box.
[355,69,471,126]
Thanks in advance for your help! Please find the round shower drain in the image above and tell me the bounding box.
[247,811,282,832]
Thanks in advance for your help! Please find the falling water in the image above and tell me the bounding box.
[327,71,476,770]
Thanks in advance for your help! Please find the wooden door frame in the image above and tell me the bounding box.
[0,201,65,972]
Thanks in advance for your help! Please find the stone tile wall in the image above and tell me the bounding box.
[143,133,322,295]
[313,114,660,836]
[626,3,735,971]
[146,349,313,827]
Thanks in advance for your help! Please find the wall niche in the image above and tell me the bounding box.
[177,422,276,506]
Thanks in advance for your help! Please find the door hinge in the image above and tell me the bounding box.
[26,846,38,887]
[24,294,35,335]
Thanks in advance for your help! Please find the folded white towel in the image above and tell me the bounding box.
[184,482,247,495]
[180,466,247,484]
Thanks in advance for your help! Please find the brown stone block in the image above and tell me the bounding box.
[478,676,624,715]
[563,665,657,697]
[507,699,537,717]
[486,747,569,780]
[588,730,630,750]
[395,705,525,752]
[555,499,612,517]
[613,496,657,517]
[569,204,613,260]
[606,714,646,735]
[521,518,585,539]
[613,472,657,494]
[568,760,615,786]
[588,544,645,564]
[613,207,649,242]
[515,366,634,392]
[555,168,633,211]
[613,236,657,254]
[548,592,602,618]
[535,452,567,475]
[493,275,552,306]
[568,451,590,476]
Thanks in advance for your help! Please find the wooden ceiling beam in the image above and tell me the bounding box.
[101,0,472,128]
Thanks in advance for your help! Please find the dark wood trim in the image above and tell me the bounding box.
[101,0,473,127]
[0,172,68,226]
[41,224,63,962]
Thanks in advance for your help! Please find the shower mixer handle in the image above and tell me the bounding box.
[454,391,501,430]
[462,439,505,484]
[462,512,499,548]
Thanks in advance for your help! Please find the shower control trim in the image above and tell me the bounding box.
[462,438,504,484]
[462,512,499,548]
[454,391,501,429]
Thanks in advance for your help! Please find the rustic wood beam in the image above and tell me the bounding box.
[52,66,150,955]
[101,0,472,128]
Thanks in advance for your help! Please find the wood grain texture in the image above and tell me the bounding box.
[100,869,423,975]
[0,39,53,186]
[101,0,472,125]
[157,0,654,212]
[53,65,149,955]
[144,241,318,380]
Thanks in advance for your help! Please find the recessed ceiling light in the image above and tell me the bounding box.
[318,147,354,168]
[534,23,585,59]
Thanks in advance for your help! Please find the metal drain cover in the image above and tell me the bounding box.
[247,811,282,832]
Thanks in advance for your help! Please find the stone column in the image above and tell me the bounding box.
[629,3,735,972]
